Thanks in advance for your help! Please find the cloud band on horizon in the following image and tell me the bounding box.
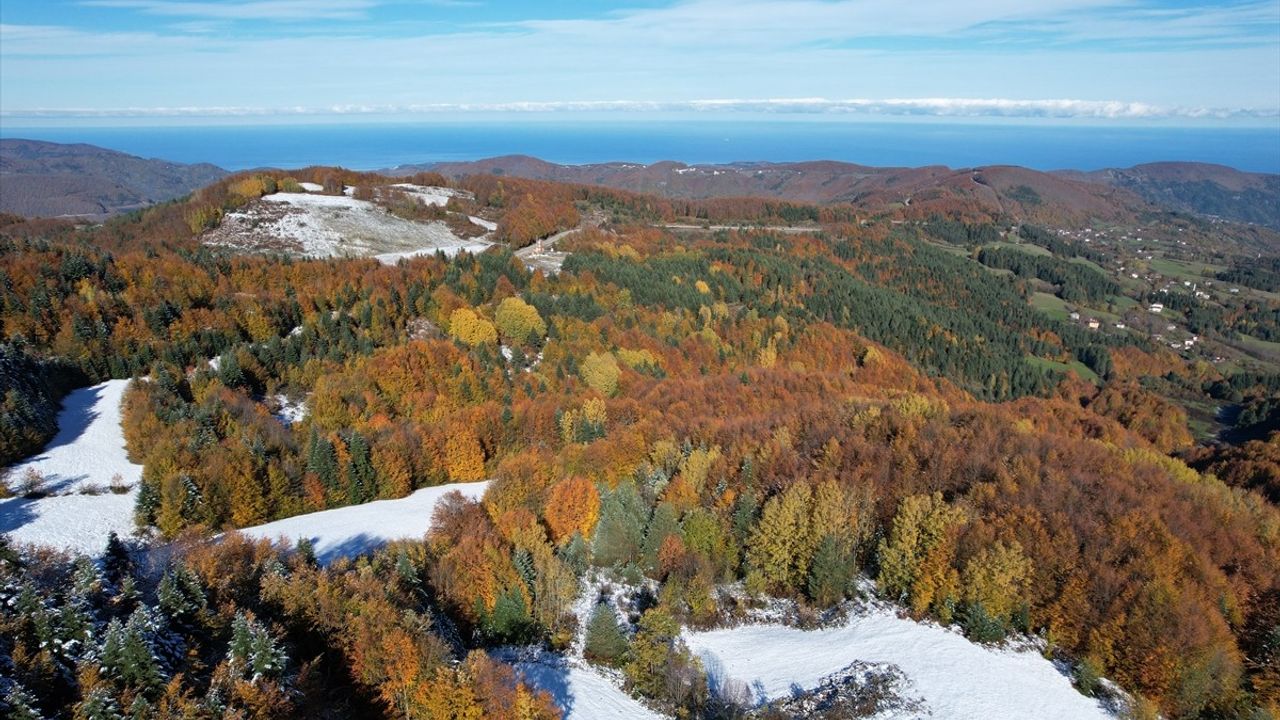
[4,97,1277,122]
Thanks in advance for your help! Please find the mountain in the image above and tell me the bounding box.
[1059,162,1280,230]
[0,139,227,219]
[405,155,1280,228]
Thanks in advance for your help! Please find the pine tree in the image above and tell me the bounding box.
[72,687,122,720]
[593,483,646,567]
[641,502,681,574]
[102,532,132,587]
[584,602,629,666]
[3,683,45,720]
[227,612,287,683]
[345,431,375,505]
[807,534,854,607]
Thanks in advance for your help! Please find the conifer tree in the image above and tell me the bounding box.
[584,602,629,666]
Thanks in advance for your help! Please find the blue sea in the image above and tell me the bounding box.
[3,118,1278,173]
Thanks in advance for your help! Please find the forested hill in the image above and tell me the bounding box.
[0,139,227,219]
[412,155,1280,229]
[2,167,1279,719]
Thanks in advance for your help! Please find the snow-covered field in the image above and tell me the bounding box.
[0,379,144,556]
[684,602,1117,719]
[204,190,493,261]
[238,480,489,563]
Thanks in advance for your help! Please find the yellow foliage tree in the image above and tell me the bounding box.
[449,308,498,347]
[494,297,547,344]
[580,351,621,396]
[445,426,486,482]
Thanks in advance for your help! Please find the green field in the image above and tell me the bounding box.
[1029,291,1071,322]
[1026,355,1100,383]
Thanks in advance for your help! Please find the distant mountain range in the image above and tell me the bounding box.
[3,139,1277,231]
[405,155,1280,230]
[0,139,227,219]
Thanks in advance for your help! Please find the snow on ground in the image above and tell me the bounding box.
[374,242,492,266]
[684,601,1116,720]
[297,182,324,192]
[204,191,493,261]
[0,379,144,556]
[390,183,464,206]
[238,481,489,563]
[506,650,663,720]
[271,393,308,427]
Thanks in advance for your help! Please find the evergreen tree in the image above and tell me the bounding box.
[593,483,646,568]
[584,602,629,666]
[807,534,854,607]
[485,588,534,644]
[345,431,375,505]
[102,532,132,587]
[3,683,45,720]
[640,502,681,574]
[71,687,122,720]
[227,612,287,683]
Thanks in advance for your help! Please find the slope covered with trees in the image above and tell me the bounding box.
[1,170,1278,719]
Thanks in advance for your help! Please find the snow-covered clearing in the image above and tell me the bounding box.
[1,379,144,556]
[684,602,1117,719]
[204,191,493,261]
[389,183,465,206]
[238,481,489,563]
[297,182,324,192]
[374,242,492,266]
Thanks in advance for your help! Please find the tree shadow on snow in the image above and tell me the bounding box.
[311,533,387,565]
[512,654,575,717]
[0,498,39,536]
[35,385,106,455]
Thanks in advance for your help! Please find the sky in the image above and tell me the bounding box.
[1,0,1279,126]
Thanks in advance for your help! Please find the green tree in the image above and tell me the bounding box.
[807,534,855,606]
[584,602,629,666]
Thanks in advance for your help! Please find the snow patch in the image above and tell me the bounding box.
[205,191,493,261]
[297,182,324,192]
[272,394,308,427]
[684,601,1116,719]
[237,481,489,563]
[1,379,144,556]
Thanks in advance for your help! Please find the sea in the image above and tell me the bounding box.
[3,118,1279,173]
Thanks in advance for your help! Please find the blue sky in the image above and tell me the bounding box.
[1,0,1278,125]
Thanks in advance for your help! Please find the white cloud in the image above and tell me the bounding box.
[5,97,1275,120]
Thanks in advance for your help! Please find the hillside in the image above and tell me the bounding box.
[412,155,1280,230]
[2,166,1278,720]
[0,138,227,219]
[408,155,1152,223]
[1062,162,1280,230]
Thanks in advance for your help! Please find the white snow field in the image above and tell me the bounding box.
[684,603,1116,720]
[510,652,663,720]
[1,379,144,556]
[238,480,489,563]
[204,191,493,261]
